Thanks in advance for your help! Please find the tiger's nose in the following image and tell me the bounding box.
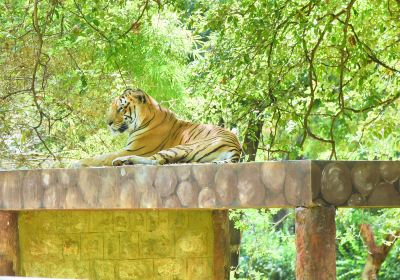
[108,121,113,126]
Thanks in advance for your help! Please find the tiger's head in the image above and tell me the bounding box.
[107,88,154,134]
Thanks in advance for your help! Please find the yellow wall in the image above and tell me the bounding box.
[19,210,214,280]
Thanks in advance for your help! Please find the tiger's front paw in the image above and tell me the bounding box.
[112,156,134,166]
[113,155,159,166]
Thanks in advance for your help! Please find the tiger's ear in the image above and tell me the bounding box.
[124,88,147,104]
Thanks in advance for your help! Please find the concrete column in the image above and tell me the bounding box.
[0,211,18,276]
[212,210,230,280]
[295,206,336,280]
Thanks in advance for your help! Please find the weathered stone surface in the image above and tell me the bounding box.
[77,168,101,207]
[140,186,162,208]
[214,165,238,205]
[22,171,43,209]
[154,258,186,280]
[42,183,65,209]
[265,192,287,206]
[187,258,213,280]
[368,182,400,206]
[175,165,191,181]
[89,212,113,232]
[212,210,230,280]
[1,161,400,209]
[104,233,120,259]
[175,230,209,257]
[154,167,178,197]
[120,232,139,259]
[192,164,215,188]
[311,162,322,199]
[321,162,352,205]
[168,211,188,229]
[139,231,174,258]
[177,181,199,207]
[18,210,215,279]
[118,259,153,280]
[119,180,139,208]
[65,187,85,209]
[62,234,80,260]
[129,212,146,232]
[147,211,168,232]
[296,206,336,280]
[93,260,115,280]
[130,165,157,192]
[198,188,217,208]
[284,162,311,206]
[1,172,21,209]
[351,162,380,196]
[237,165,265,205]
[81,233,103,259]
[261,161,286,193]
[97,169,118,208]
[379,161,400,183]
[347,193,366,206]
[188,211,212,230]
[163,194,182,208]
[114,211,129,232]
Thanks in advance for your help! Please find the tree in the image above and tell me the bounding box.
[0,0,194,169]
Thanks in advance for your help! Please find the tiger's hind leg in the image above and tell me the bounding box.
[112,145,194,166]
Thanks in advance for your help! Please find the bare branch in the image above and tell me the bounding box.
[73,0,110,42]
[120,0,149,37]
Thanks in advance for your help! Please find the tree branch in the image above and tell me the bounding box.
[360,224,400,279]
[120,0,149,37]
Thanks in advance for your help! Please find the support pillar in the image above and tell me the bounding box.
[0,211,18,276]
[295,206,336,280]
[212,210,230,280]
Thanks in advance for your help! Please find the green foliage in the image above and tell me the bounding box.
[230,209,296,280]
[0,0,194,168]
[231,209,400,280]
[336,209,400,279]
[185,0,400,160]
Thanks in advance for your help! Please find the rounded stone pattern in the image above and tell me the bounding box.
[163,194,182,208]
[379,161,400,183]
[237,165,265,205]
[214,166,238,205]
[351,162,380,196]
[176,181,199,207]
[321,162,352,205]
[347,193,366,206]
[198,188,217,208]
[368,182,400,206]
[261,162,286,194]
[154,167,178,197]
[192,164,215,188]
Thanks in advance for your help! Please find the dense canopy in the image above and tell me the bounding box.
[1,0,399,278]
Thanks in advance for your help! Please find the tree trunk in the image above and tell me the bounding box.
[242,117,264,162]
[360,224,400,280]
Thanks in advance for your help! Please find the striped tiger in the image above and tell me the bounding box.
[74,88,242,167]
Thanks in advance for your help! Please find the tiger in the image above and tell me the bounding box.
[73,88,242,167]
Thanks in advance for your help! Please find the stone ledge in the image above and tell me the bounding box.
[0,161,399,210]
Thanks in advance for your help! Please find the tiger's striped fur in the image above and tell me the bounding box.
[75,88,241,167]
